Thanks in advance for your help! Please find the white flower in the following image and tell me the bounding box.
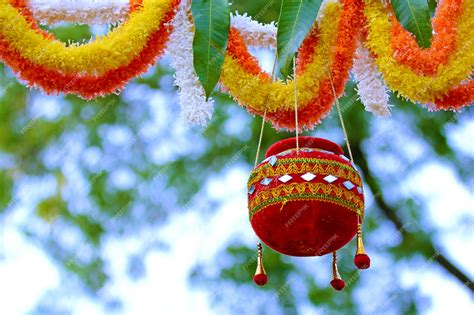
[230,13,276,48]
[29,0,130,24]
[352,43,392,117]
[167,5,214,126]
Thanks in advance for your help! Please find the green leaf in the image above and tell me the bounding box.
[392,0,433,48]
[192,0,230,98]
[276,0,322,78]
[42,24,92,44]
[36,197,66,223]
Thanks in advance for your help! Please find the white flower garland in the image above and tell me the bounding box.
[166,8,279,126]
[230,13,276,48]
[352,44,392,117]
[29,0,130,25]
[167,5,214,126]
[228,0,331,49]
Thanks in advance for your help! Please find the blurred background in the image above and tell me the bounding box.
[0,0,473,314]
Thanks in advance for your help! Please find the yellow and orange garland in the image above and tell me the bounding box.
[220,0,473,128]
[0,0,180,99]
[0,0,473,129]
[362,0,474,107]
[221,0,363,130]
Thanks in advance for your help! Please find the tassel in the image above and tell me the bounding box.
[330,251,345,291]
[354,219,371,269]
[253,242,268,286]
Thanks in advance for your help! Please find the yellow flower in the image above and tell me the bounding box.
[0,0,174,75]
[363,0,474,102]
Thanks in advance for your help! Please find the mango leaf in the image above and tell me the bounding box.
[391,0,433,48]
[277,0,322,78]
[192,0,230,98]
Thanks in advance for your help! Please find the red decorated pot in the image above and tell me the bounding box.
[247,136,364,257]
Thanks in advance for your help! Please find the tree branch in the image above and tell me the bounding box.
[351,143,473,292]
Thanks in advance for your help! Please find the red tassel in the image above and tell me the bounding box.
[354,219,371,269]
[354,254,371,269]
[253,273,268,286]
[330,278,345,291]
[253,243,268,286]
[330,252,345,291]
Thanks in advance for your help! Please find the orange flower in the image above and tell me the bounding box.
[9,0,52,38]
[389,0,464,75]
[435,79,474,108]
[1,0,180,98]
[222,0,363,130]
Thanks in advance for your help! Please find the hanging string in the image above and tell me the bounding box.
[253,52,279,167]
[254,110,267,167]
[293,57,300,154]
[327,67,354,163]
[254,0,284,167]
[253,48,279,270]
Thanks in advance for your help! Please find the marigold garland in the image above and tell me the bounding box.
[1,0,179,99]
[221,3,340,128]
[434,79,474,108]
[389,0,465,76]
[0,0,174,75]
[362,0,474,106]
[0,0,472,126]
[221,0,362,130]
[9,0,52,39]
[276,0,363,129]
[223,2,343,114]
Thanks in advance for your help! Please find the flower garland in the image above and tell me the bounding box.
[389,0,465,76]
[168,4,214,126]
[352,43,391,117]
[362,0,474,106]
[2,0,277,110]
[435,79,474,109]
[220,0,363,130]
[8,0,52,38]
[222,5,337,129]
[0,0,174,75]
[0,0,180,99]
[166,7,278,126]
[0,0,472,126]
[230,13,276,49]
[29,0,131,25]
